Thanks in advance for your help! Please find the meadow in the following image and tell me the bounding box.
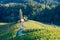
[0,20,60,40]
[15,20,60,40]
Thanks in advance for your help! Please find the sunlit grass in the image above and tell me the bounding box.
[0,23,9,25]
[23,20,60,31]
[24,20,44,31]
[14,20,60,40]
[14,29,60,40]
[0,20,60,40]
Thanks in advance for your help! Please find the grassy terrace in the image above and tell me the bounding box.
[0,20,60,40]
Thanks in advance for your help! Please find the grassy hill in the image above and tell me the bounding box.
[15,20,60,40]
[0,20,60,40]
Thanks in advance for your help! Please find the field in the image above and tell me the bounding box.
[0,22,20,40]
[0,20,60,40]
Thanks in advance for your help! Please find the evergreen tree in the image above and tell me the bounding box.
[19,9,23,19]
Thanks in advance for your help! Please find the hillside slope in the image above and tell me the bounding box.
[0,20,60,40]
[15,20,60,40]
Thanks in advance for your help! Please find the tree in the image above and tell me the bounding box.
[19,9,23,19]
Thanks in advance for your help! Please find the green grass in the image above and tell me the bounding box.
[14,29,60,40]
[0,22,20,40]
[23,20,60,32]
[15,20,60,40]
[0,23,8,25]
[0,20,60,40]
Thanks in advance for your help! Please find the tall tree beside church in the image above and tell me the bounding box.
[19,9,23,19]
